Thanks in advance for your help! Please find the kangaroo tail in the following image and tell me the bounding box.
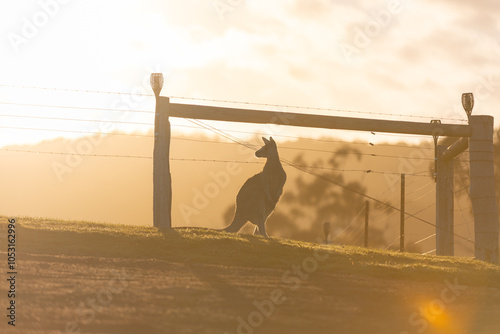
[222,216,246,233]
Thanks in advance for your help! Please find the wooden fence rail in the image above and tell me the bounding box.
[151,73,498,263]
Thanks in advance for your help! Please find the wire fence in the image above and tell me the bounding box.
[0,84,477,253]
[0,84,469,122]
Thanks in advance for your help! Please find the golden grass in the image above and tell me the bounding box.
[2,216,499,288]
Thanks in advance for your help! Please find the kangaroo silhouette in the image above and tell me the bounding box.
[223,137,286,238]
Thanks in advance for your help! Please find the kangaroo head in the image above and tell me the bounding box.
[255,137,278,158]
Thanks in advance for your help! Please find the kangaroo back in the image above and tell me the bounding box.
[223,137,286,237]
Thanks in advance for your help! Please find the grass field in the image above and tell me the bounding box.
[1,216,500,334]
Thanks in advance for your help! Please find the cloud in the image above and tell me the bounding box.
[2,0,499,152]
[289,0,333,19]
[428,0,500,13]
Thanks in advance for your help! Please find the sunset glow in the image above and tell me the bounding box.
[1,0,499,147]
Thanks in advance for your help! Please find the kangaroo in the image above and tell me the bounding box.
[223,137,286,238]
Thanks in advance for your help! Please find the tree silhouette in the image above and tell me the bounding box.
[224,146,392,247]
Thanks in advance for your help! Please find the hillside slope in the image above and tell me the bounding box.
[1,132,480,256]
[1,217,500,334]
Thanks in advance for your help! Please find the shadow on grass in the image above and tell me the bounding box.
[18,224,302,268]
[12,222,500,288]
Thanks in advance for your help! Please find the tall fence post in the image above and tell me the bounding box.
[151,73,172,229]
[469,115,499,263]
[400,174,405,252]
[364,201,369,248]
[436,145,454,256]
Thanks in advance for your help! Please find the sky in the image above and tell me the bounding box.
[0,0,499,147]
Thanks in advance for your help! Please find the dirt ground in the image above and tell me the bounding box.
[1,252,500,334]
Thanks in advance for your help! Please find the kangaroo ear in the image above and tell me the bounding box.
[262,137,270,144]
[270,137,275,143]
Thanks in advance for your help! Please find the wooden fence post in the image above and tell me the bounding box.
[400,174,405,252]
[152,74,172,229]
[436,145,454,256]
[364,201,369,248]
[469,115,499,263]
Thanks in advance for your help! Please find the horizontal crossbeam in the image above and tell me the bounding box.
[440,137,469,161]
[163,98,471,137]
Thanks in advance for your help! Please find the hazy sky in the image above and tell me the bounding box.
[1,0,499,147]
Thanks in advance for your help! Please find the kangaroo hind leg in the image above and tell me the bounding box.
[257,222,268,238]
[252,214,268,238]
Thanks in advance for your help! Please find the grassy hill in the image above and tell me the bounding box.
[6,216,500,287]
[0,132,457,255]
[2,216,500,334]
